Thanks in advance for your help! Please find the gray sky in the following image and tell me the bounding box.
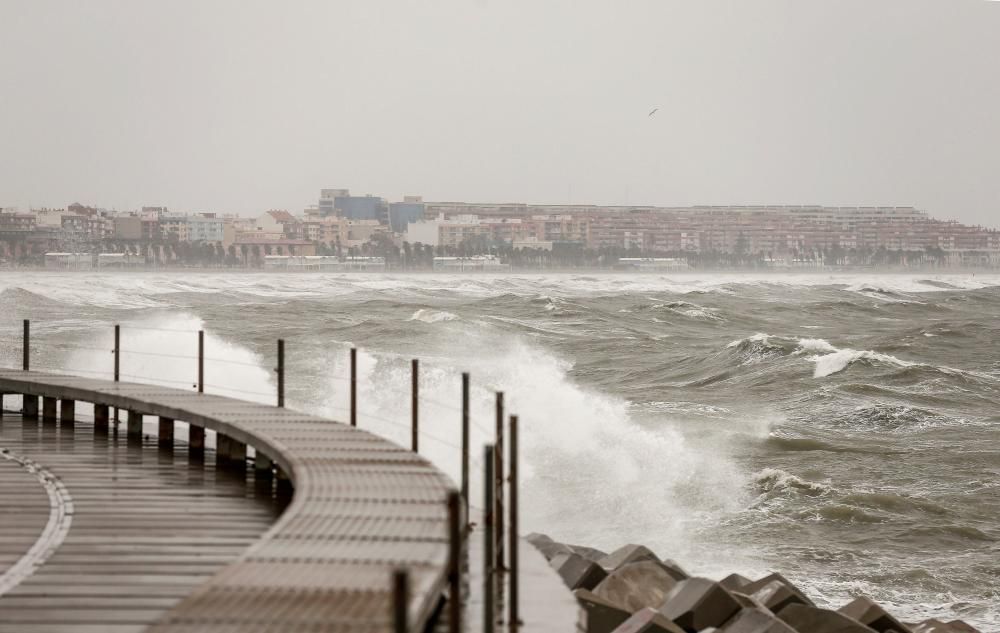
[1,0,998,225]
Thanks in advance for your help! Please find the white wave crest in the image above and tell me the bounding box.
[796,338,838,354]
[809,348,913,378]
[408,309,458,323]
[727,333,773,348]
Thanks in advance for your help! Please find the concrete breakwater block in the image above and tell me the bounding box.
[594,560,681,612]
[911,619,983,633]
[599,544,661,571]
[611,607,686,633]
[719,573,753,592]
[599,544,689,581]
[572,544,610,563]
[838,597,913,633]
[777,604,879,633]
[718,607,798,633]
[576,588,634,633]
[527,532,575,560]
[741,573,814,612]
[551,551,609,590]
[534,535,983,633]
[747,578,813,613]
[658,577,742,632]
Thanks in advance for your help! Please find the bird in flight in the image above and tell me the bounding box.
[648,107,659,117]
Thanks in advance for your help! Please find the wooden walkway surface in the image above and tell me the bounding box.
[0,415,280,633]
[0,369,455,633]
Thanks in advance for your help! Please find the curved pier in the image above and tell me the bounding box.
[0,369,454,632]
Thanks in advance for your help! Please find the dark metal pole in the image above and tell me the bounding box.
[22,319,29,371]
[277,339,285,408]
[461,372,470,513]
[350,347,357,427]
[509,414,520,630]
[114,325,120,382]
[411,358,419,453]
[495,392,505,572]
[393,568,409,633]
[447,490,462,633]
[113,324,120,429]
[197,330,204,393]
[484,444,496,633]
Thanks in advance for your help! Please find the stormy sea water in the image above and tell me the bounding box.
[1,271,998,630]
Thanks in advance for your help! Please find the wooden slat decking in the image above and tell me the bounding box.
[0,369,455,633]
[0,415,280,633]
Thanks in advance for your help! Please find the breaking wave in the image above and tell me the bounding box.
[408,309,459,323]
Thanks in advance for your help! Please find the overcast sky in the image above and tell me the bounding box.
[1,1,997,224]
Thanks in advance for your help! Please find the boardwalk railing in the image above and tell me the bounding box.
[2,319,525,632]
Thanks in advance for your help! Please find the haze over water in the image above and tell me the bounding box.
[2,271,998,630]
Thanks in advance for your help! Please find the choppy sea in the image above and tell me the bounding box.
[2,271,998,630]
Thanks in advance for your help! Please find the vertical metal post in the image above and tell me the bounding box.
[197,330,204,393]
[411,359,419,453]
[22,319,29,371]
[114,325,120,382]
[461,372,470,512]
[447,490,462,633]
[495,392,505,571]
[393,568,409,633]
[276,339,285,408]
[350,347,357,427]
[509,414,520,630]
[484,444,496,633]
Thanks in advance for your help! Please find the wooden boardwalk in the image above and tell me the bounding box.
[0,415,280,633]
[0,369,454,633]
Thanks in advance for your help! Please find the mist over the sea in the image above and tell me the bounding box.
[1,271,998,630]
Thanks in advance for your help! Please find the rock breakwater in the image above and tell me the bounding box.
[527,533,983,633]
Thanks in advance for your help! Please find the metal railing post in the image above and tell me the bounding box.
[495,392,505,572]
[350,347,357,427]
[276,339,285,408]
[114,325,120,382]
[448,490,462,633]
[508,414,520,630]
[411,358,419,453]
[22,319,29,371]
[393,568,409,633]
[484,444,496,633]
[461,372,470,513]
[198,330,204,393]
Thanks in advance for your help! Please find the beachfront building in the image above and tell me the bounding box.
[97,253,145,268]
[617,257,690,271]
[433,256,510,272]
[44,252,93,269]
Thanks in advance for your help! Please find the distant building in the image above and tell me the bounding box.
[389,197,425,233]
[335,195,388,223]
[318,189,350,218]
[406,214,490,248]
[255,210,299,238]
[513,237,553,251]
[187,214,224,243]
[61,214,108,240]
[113,215,142,241]
[160,214,190,242]
[0,212,37,236]
[44,252,92,269]
[433,256,510,272]
[97,253,144,268]
[233,237,316,256]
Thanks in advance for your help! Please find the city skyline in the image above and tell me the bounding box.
[1,1,998,225]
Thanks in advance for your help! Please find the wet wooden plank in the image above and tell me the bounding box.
[0,414,279,630]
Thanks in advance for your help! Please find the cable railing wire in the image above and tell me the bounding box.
[202,383,275,399]
[119,325,200,334]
